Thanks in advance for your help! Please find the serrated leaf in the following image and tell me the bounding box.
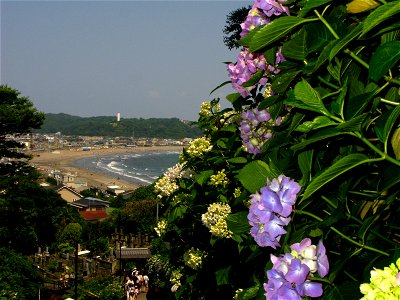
[271,71,301,94]
[304,40,337,74]
[215,266,231,286]
[298,149,313,186]
[237,285,261,300]
[374,105,400,144]
[298,0,333,17]
[227,157,248,164]
[329,23,363,60]
[236,160,280,193]
[168,206,187,222]
[295,116,336,133]
[249,17,312,52]
[226,211,250,235]
[293,79,330,115]
[369,41,400,82]
[331,78,348,118]
[362,1,400,36]
[195,170,214,186]
[243,69,264,87]
[291,114,366,150]
[263,46,278,65]
[391,128,400,160]
[302,153,370,200]
[282,29,307,61]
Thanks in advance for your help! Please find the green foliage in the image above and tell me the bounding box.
[36,113,201,138]
[0,85,44,160]
[79,275,124,300]
[0,247,41,299]
[151,1,400,299]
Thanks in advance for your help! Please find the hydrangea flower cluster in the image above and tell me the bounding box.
[248,175,301,248]
[227,49,268,97]
[183,247,207,270]
[154,219,168,237]
[201,202,233,238]
[209,169,229,188]
[360,257,400,299]
[239,107,282,155]
[264,238,329,299]
[199,101,220,117]
[170,268,183,292]
[154,176,179,198]
[154,162,185,198]
[185,137,213,158]
[240,6,270,38]
[253,0,290,17]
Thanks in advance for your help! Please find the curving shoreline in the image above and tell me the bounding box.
[29,146,183,191]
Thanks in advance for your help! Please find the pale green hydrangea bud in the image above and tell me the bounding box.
[186,137,213,158]
[199,102,212,117]
[154,176,179,198]
[183,247,207,270]
[233,187,241,198]
[234,288,244,299]
[201,203,232,238]
[209,169,229,188]
[170,268,183,287]
[360,258,400,299]
[154,219,168,237]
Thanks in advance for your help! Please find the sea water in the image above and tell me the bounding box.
[73,150,180,186]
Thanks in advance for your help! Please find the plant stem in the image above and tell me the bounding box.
[380,98,400,106]
[296,210,390,257]
[314,9,370,70]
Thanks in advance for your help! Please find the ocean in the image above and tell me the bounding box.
[73,150,180,186]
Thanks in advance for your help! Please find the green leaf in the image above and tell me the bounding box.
[249,17,313,52]
[369,41,400,82]
[391,128,400,160]
[329,23,363,61]
[292,79,330,115]
[298,0,333,17]
[195,170,214,186]
[282,28,307,61]
[304,40,337,74]
[242,69,264,87]
[236,160,280,193]
[270,71,301,94]
[226,93,242,110]
[210,80,230,95]
[263,46,278,65]
[298,149,313,186]
[331,78,348,118]
[291,114,366,150]
[302,153,370,200]
[226,211,250,235]
[380,165,400,191]
[362,1,400,36]
[237,285,261,300]
[374,105,400,143]
[215,266,231,286]
[168,206,187,222]
[295,116,336,133]
[227,157,248,164]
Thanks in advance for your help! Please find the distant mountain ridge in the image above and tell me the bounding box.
[34,113,201,139]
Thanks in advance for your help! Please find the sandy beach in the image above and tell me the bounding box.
[28,146,183,191]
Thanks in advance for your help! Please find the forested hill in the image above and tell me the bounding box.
[34,113,202,139]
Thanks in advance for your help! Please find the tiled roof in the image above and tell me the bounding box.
[74,197,110,208]
[115,248,151,259]
[79,210,109,221]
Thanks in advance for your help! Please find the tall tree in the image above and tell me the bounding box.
[222,6,251,50]
[0,85,44,160]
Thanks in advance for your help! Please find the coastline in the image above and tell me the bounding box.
[29,146,183,191]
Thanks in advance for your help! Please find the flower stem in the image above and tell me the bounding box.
[296,210,390,257]
[380,98,400,106]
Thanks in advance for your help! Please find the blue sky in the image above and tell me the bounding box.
[1,0,251,121]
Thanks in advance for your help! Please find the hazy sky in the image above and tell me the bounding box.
[1,0,251,121]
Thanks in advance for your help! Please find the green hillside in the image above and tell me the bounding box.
[35,113,201,139]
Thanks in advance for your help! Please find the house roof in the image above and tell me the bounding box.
[46,184,82,197]
[79,210,109,221]
[115,248,152,259]
[73,197,110,208]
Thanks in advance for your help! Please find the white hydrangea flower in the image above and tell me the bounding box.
[154,219,168,237]
[186,137,213,158]
[209,169,229,188]
[201,202,232,238]
[183,247,207,270]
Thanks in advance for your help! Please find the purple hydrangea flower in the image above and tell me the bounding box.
[248,175,301,248]
[240,7,270,38]
[240,107,283,155]
[253,0,290,17]
[264,239,329,299]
